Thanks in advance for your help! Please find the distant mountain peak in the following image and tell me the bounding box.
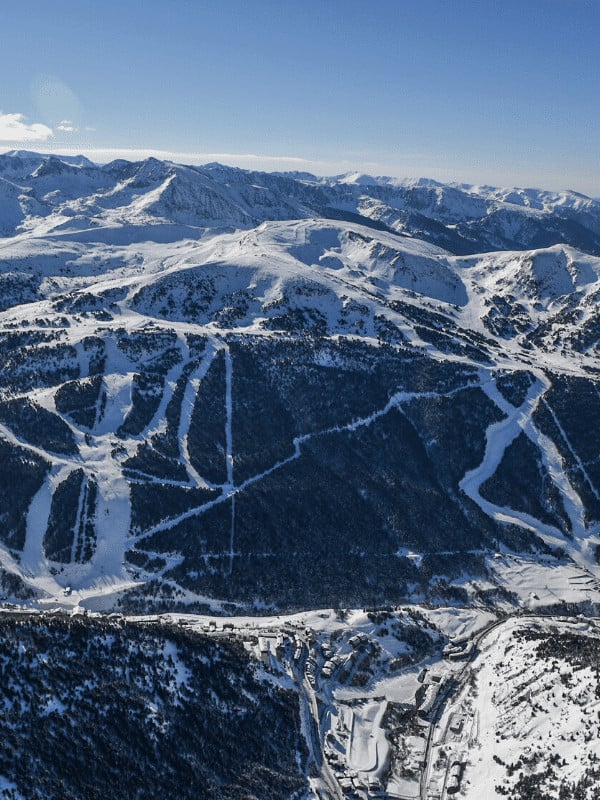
[0,149,599,613]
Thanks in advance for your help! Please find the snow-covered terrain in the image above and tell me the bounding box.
[0,151,600,621]
[89,601,597,800]
[456,616,600,799]
[4,150,600,797]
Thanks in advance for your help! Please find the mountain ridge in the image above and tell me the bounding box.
[2,150,599,255]
[0,151,599,615]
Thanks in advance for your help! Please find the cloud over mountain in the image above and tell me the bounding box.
[0,112,53,142]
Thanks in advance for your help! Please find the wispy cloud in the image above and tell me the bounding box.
[57,119,79,133]
[0,112,53,142]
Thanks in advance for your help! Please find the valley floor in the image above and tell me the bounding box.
[3,603,598,800]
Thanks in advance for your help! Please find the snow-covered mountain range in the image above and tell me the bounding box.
[1,150,600,614]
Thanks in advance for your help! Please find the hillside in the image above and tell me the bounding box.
[0,152,600,614]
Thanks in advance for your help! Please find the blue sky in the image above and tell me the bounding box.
[1,0,598,193]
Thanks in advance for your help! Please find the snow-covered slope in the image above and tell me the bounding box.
[1,151,600,615]
[0,612,306,800]
[1,150,600,254]
[460,616,600,799]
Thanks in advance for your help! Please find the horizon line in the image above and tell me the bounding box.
[0,146,597,198]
